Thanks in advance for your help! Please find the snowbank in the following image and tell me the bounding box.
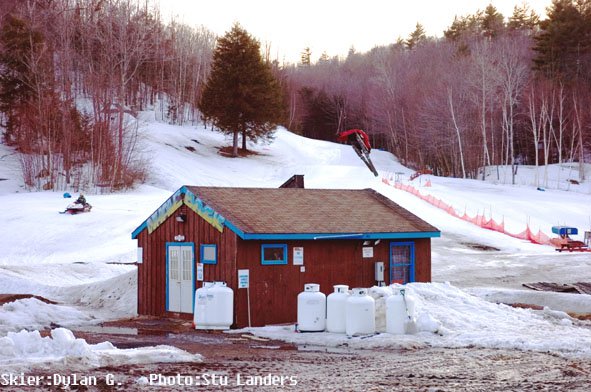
[0,328,202,372]
[234,283,591,359]
[0,298,93,335]
[0,270,138,335]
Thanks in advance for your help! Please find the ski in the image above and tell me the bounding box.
[352,145,379,177]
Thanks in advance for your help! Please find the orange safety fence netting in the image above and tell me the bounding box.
[382,177,552,246]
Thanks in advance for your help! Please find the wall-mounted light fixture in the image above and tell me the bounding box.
[362,240,371,246]
[174,234,185,242]
[176,213,187,223]
[374,239,381,246]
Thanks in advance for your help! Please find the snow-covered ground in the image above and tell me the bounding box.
[0,327,202,373]
[234,282,591,359]
[0,111,590,370]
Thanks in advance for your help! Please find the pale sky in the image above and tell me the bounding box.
[157,0,553,63]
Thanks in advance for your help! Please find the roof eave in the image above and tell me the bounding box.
[238,231,441,241]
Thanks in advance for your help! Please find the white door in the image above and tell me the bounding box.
[167,245,194,313]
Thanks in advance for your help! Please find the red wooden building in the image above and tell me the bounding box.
[131,185,440,328]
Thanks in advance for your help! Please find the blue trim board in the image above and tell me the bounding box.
[261,244,288,265]
[132,186,441,241]
[132,185,190,239]
[131,221,147,239]
[200,244,217,265]
[243,231,440,241]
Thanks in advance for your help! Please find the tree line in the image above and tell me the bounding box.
[289,1,590,185]
[0,0,589,191]
[0,0,215,190]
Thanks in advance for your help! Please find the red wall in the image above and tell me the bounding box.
[137,206,432,327]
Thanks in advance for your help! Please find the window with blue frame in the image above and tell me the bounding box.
[261,244,288,265]
[200,244,217,264]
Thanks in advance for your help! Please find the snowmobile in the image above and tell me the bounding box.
[60,201,92,214]
[337,129,378,177]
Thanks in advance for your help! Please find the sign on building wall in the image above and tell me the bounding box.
[238,269,249,288]
[362,247,374,258]
[196,263,204,281]
[293,247,304,265]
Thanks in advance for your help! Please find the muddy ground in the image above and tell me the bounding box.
[12,317,591,392]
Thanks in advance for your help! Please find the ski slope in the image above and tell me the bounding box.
[0,112,590,368]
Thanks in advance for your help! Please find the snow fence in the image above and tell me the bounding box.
[381,177,551,246]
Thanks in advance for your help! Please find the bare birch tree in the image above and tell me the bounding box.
[494,35,530,184]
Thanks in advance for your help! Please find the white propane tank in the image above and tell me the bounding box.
[326,285,350,333]
[345,288,375,336]
[297,283,326,332]
[386,287,415,334]
[194,282,214,329]
[206,282,234,330]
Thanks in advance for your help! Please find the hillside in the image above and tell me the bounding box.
[1,113,591,367]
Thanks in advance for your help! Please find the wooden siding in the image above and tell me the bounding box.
[233,238,431,327]
[413,238,432,282]
[137,204,432,328]
[137,204,237,317]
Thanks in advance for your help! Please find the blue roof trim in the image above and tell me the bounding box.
[223,219,246,239]
[132,185,232,240]
[131,186,190,239]
[131,222,147,239]
[239,231,441,241]
[131,186,442,242]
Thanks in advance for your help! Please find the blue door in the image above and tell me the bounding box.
[390,242,415,284]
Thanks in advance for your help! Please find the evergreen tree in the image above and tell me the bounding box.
[480,4,505,38]
[444,15,480,41]
[300,47,311,66]
[318,51,330,63]
[199,23,285,157]
[508,3,540,31]
[0,15,44,143]
[406,23,426,50]
[533,0,591,82]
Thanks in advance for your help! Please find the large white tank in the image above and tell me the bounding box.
[386,287,415,334]
[206,282,234,329]
[194,282,213,329]
[345,288,375,336]
[297,283,326,332]
[194,282,234,330]
[326,285,350,333]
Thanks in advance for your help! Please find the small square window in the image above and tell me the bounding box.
[200,244,217,265]
[261,244,288,265]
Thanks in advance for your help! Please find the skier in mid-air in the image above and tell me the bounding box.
[337,129,378,176]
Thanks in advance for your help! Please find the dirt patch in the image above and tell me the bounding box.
[0,294,57,305]
[506,302,545,311]
[30,317,588,391]
[218,146,259,158]
[44,337,591,391]
[461,242,500,251]
[523,282,591,295]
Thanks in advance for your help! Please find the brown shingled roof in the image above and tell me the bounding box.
[185,186,438,235]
